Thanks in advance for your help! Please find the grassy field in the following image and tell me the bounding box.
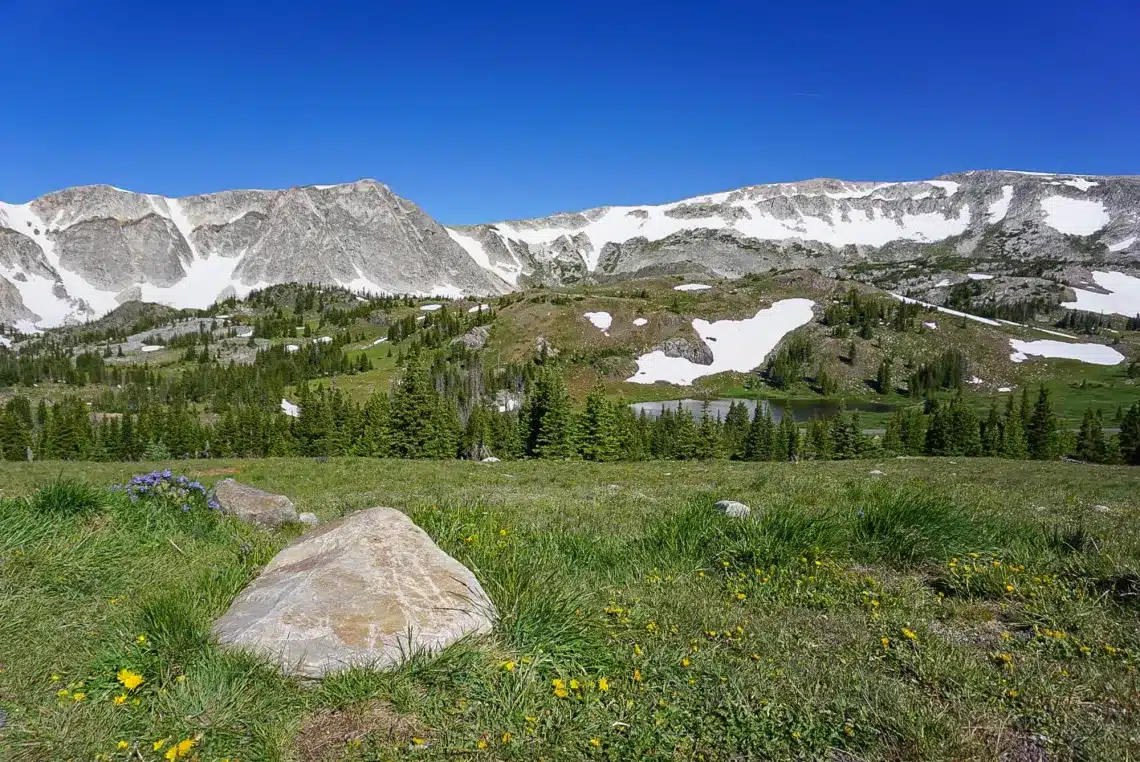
[3,458,1140,761]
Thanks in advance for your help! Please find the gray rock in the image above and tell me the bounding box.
[653,336,714,366]
[214,478,300,529]
[213,507,496,677]
[454,324,490,350]
[298,512,320,526]
[714,500,751,518]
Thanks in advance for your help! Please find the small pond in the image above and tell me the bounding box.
[628,398,896,423]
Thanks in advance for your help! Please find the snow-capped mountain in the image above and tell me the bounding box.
[0,180,511,329]
[449,170,1139,286]
[2,171,1138,329]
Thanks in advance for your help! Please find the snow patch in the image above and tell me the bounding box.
[633,317,648,327]
[1008,339,1125,366]
[467,304,490,313]
[923,321,938,329]
[934,279,952,288]
[891,294,1002,326]
[285,344,300,353]
[998,387,1013,392]
[446,228,521,286]
[419,304,443,311]
[237,329,253,339]
[280,399,300,418]
[316,336,332,343]
[674,283,712,292]
[1108,236,1136,253]
[967,273,994,280]
[627,298,815,386]
[140,345,163,353]
[969,376,984,385]
[987,185,1014,223]
[371,337,387,345]
[1063,271,1140,316]
[1055,178,1098,191]
[1040,196,1109,236]
[583,311,613,332]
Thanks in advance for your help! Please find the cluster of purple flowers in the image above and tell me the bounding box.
[113,469,221,513]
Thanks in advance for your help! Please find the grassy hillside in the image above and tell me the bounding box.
[3,458,1140,760]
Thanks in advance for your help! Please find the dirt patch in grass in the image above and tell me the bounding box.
[294,700,422,762]
[199,467,241,477]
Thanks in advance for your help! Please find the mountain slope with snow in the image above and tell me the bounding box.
[3,170,1138,330]
[0,180,511,329]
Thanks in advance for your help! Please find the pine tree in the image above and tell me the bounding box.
[527,367,577,459]
[672,405,698,460]
[1027,386,1057,460]
[744,404,775,461]
[1075,407,1107,463]
[876,358,893,394]
[694,403,722,460]
[1000,394,1028,459]
[580,382,621,461]
[1120,403,1140,466]
[980,402,1001,456]
[722,401,750,459]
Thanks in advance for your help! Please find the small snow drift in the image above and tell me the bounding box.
[1064,271,1140,317]
[674,283,712,292]
[633,318,648,327]
[1009,339,1125,366]
[140,345,163,353]
[892,294,1001,326]
[316,336,333,344]
[967,273,993,280]
[285,344,300,353]
[280,399,300,418]
[628,298,815,386]
[998,387,1013,392]
[371,337,387,346]
[583,312,613,332]
[420,304,443,312]
[467,304,490,313]
[934,279,952,288]
[237,329,253,339]
[923,321,937,329]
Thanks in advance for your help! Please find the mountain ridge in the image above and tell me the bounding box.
[3,170,1138,331]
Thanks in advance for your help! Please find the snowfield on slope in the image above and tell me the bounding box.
[1008,339,1125,366]
[1063,272,1140,316]
[1040,196,1109,236]
[627,298,815,386]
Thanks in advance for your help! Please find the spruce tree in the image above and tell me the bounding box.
[744,404,775,461]
[1027,386,1057,460]
[580,382,620,461]
[1075,407,1107,463]
[528,367,577,459]
[876,358,893,394]
[694,403,722,460]
[1120,403,1140,466]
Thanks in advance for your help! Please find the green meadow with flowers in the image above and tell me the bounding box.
[2,457,1140,761]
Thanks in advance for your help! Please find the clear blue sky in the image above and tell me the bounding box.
[2,0,1137,223]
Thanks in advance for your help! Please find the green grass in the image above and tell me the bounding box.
[3,459,1140,761]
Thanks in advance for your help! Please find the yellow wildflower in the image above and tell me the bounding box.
[633,668,642,682]
[175,738,195,757]
[1007,689,1019,698]
[72,692,87,702]
[50,674,60,682]
[136,635,147,645]
[569,678,580,690]
[525,716,537,723]
[164,748,177,762]
[646,621,657,632]
[633,643,642,656]
[1004,584,1015,593]
[117,668,144,691]
[501,660,516,672]
[735,592,747,600]
[598,677,609,692]
[902,628,918,641]
[589,738,601,748]
[552,679,569,698]
[681,657,691,667]
[175,675,186,683]
[880,637,890,648]
[476,738,488,749]
[411,737,425,745]
[113,694,127,705]
[117,741,129,750]
[501,731,512,743]
[56,689,70,699]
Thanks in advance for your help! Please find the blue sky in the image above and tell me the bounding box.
[2,0,1137,223]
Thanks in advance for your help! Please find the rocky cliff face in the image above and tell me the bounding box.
[451,170,1140,286]
[0,180,511,328]
[3,171,1137,329]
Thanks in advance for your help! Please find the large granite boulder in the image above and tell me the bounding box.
[213,507,496,677]
[214,478,300,529]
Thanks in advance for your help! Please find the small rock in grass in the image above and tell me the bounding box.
[298,512,320,526]
[214,478,300,529]
[869,469,884,476]
[714,500,751,518]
